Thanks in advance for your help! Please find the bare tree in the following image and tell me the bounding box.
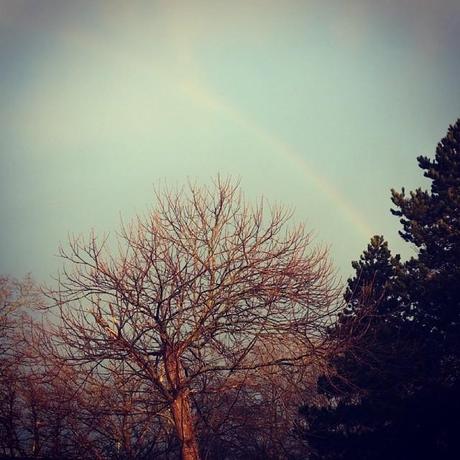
[0,276,42,458]
[195,346,321,459]
[46,177,338,460]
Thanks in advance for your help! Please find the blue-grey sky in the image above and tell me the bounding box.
[1,0,459,282]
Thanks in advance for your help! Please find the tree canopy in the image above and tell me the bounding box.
[46,177,337,460]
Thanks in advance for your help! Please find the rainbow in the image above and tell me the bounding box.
[166,8,375,241]
[179,76,375,240]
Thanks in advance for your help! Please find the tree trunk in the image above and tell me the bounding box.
[165,348,200,460]
[171,390,200,460]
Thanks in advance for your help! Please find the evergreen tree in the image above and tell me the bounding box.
[390,119,460,458]
[391,119,460,358]
[301,119,460,459]
[342,235,403,320]
[300,236,415,460]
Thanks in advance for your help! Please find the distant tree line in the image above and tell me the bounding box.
[0,119,459,459]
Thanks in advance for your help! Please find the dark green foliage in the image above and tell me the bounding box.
[391,119,460,352]
[301,119,460,459]
[391,119,460,261]
[300,236,417,460]
[341,235,403,322]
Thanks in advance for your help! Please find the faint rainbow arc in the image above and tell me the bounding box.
[179,78,375,240]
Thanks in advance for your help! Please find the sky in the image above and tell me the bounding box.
[1,0,459,283]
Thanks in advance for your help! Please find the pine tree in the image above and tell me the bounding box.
[391,119,460,356]
[342,235,402,320]
[300,236,413,460]
[301,119,460,459]
[390,119,460,458]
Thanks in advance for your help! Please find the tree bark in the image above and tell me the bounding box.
[165,348,200,460]
[171,390,200,460]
